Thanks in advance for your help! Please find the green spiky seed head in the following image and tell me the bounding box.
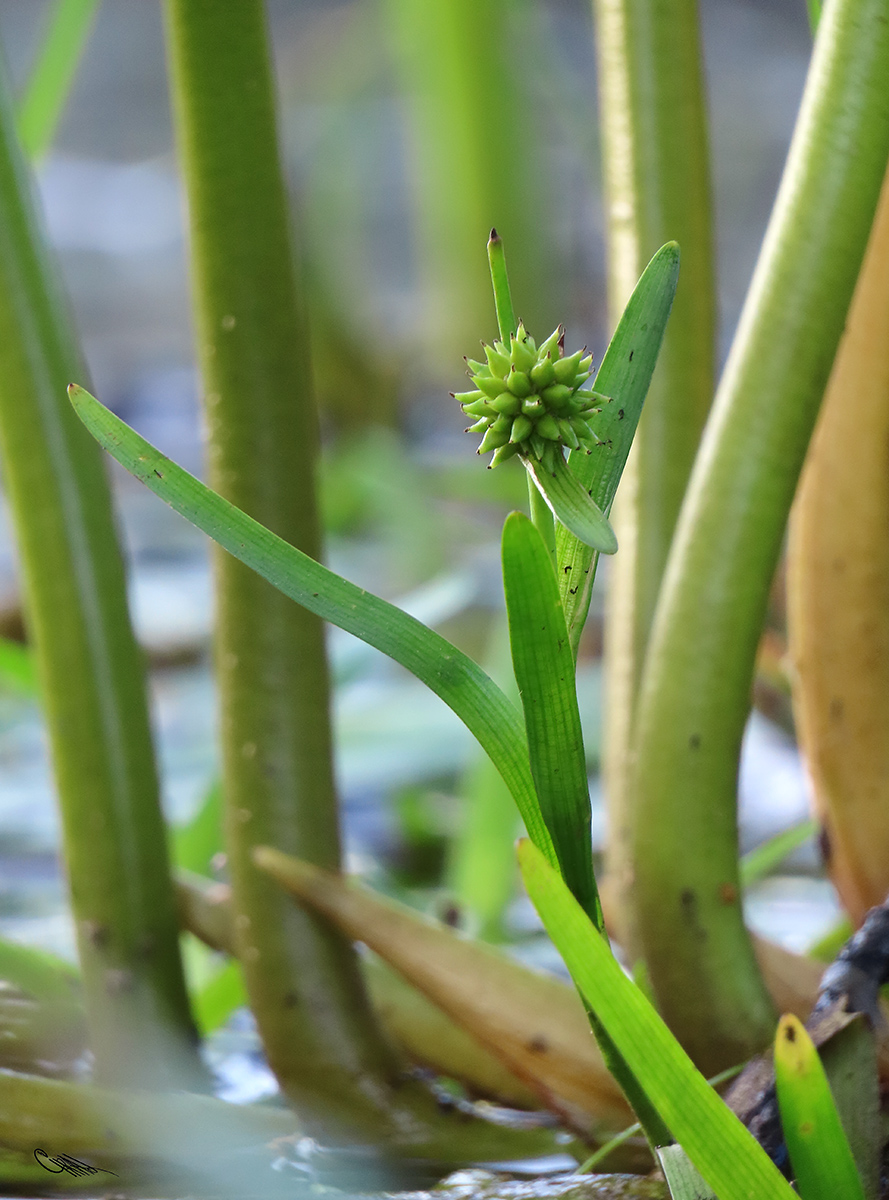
[457,323,604,469]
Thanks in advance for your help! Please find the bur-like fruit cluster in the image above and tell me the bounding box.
[454,324,605,470]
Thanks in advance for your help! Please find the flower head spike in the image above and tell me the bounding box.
[454,230,620,556]
[457,324,607,465]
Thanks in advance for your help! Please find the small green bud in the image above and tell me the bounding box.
[462,398,495,417]
[477,375,506,399]
[466,358,487,375]
[522,397,545,417]
[530,356,556,389]
[558,419,580,451]
[569,416,592,437]
[580,355,593,374]
[542,384,571,412]
[553,350,584,384]
[507,369,532,398]
[490,391,521,416]
[537,414,561,440]
[478,426,510,453]
[491,414,512,434]
[511,414,533,443]
[454,389,484,404]
[538,327,561,358]
[510,334,537,373]
[484,344,511,378]
[490,441,521,467]
[466,418,489,433]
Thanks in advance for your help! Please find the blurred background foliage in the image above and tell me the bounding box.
[0,0,829,1012]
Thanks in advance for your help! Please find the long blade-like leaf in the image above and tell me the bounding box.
[525,455,618,555]
[556,243,680,651]
[517,839,797,1200]
[774,1014,867,1200]
[68,385,555,866]
[502,512,599,926]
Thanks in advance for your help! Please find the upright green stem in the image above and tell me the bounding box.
[163,4,548,1157]
[163,0,413,1140]
[591,0,715,950]
[629,0,889,1070]
[0,57,199,1085]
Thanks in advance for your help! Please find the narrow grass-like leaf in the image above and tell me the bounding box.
[68,385,555,867]
[518,839,797,1200]
[526,455,618,555]
[502,512,599,926]
[555,243,680,650]
[657,1145,718,1200]
[774,1014,866,1200]
[16,0,100,160]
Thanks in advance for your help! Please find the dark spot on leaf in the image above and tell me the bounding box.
[829,697,844,722]
[283,992,300,1009]
[563,564,572,574]
[527,1035,548,1054]
[784,1023,796,1043]
[719,883,738,905]
[629,349,634,361]
[818,824,832,864]
[154,469,163,479]
[617,409,625,420]
[569,586,578,595]
[689,733,701,750]
[441,904,461,928]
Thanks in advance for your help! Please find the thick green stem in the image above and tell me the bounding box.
[0,52,199,1088]
[591,0,715,950]
[162,0,416,1140]
[163,3,551,1158]
[629,0,889,1070]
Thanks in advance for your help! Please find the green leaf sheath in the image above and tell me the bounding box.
[590,0,715,961]
[774,1015,867,1200]
[70,386,557,869]
[518,841,797,1200]
[555,242,679,648]
[527,455,618,556]
[630,0,889,1071]
[16,0,100,160]
[502,513,600,927]
[165,0,483,1144]
[0,55,198,1087]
